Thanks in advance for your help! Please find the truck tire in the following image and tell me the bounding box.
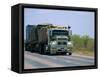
[66,52,72,56]
[39,44,45,54]
[39,45,42,54]
[62,52,67,55]
[69,52,72,55]
[43,45,47,55]
[30,47,33,53]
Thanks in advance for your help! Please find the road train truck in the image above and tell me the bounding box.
[25,24,73,55]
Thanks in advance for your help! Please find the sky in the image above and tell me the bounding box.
[24,8,95,40]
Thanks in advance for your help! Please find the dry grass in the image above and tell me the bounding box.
[72,48,94,57]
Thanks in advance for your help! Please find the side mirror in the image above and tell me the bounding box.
[68,30,72,35]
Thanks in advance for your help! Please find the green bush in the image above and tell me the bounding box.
[71,34,94,55]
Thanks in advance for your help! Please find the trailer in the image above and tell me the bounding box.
[25,24,73,55]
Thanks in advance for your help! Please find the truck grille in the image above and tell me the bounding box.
[58,48,65,52]
[58,42,67,45]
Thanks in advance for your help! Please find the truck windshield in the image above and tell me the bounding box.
[52,30,68,36]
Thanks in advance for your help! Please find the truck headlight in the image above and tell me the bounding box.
[52,42,56,45]
[67,41,73,48]
[51,41,57,45]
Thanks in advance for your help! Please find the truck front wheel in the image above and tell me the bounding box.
[66,52,72,56]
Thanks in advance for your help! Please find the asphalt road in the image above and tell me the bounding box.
[24,51,94,69]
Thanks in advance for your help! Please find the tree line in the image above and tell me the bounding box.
[71,34,94,52]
